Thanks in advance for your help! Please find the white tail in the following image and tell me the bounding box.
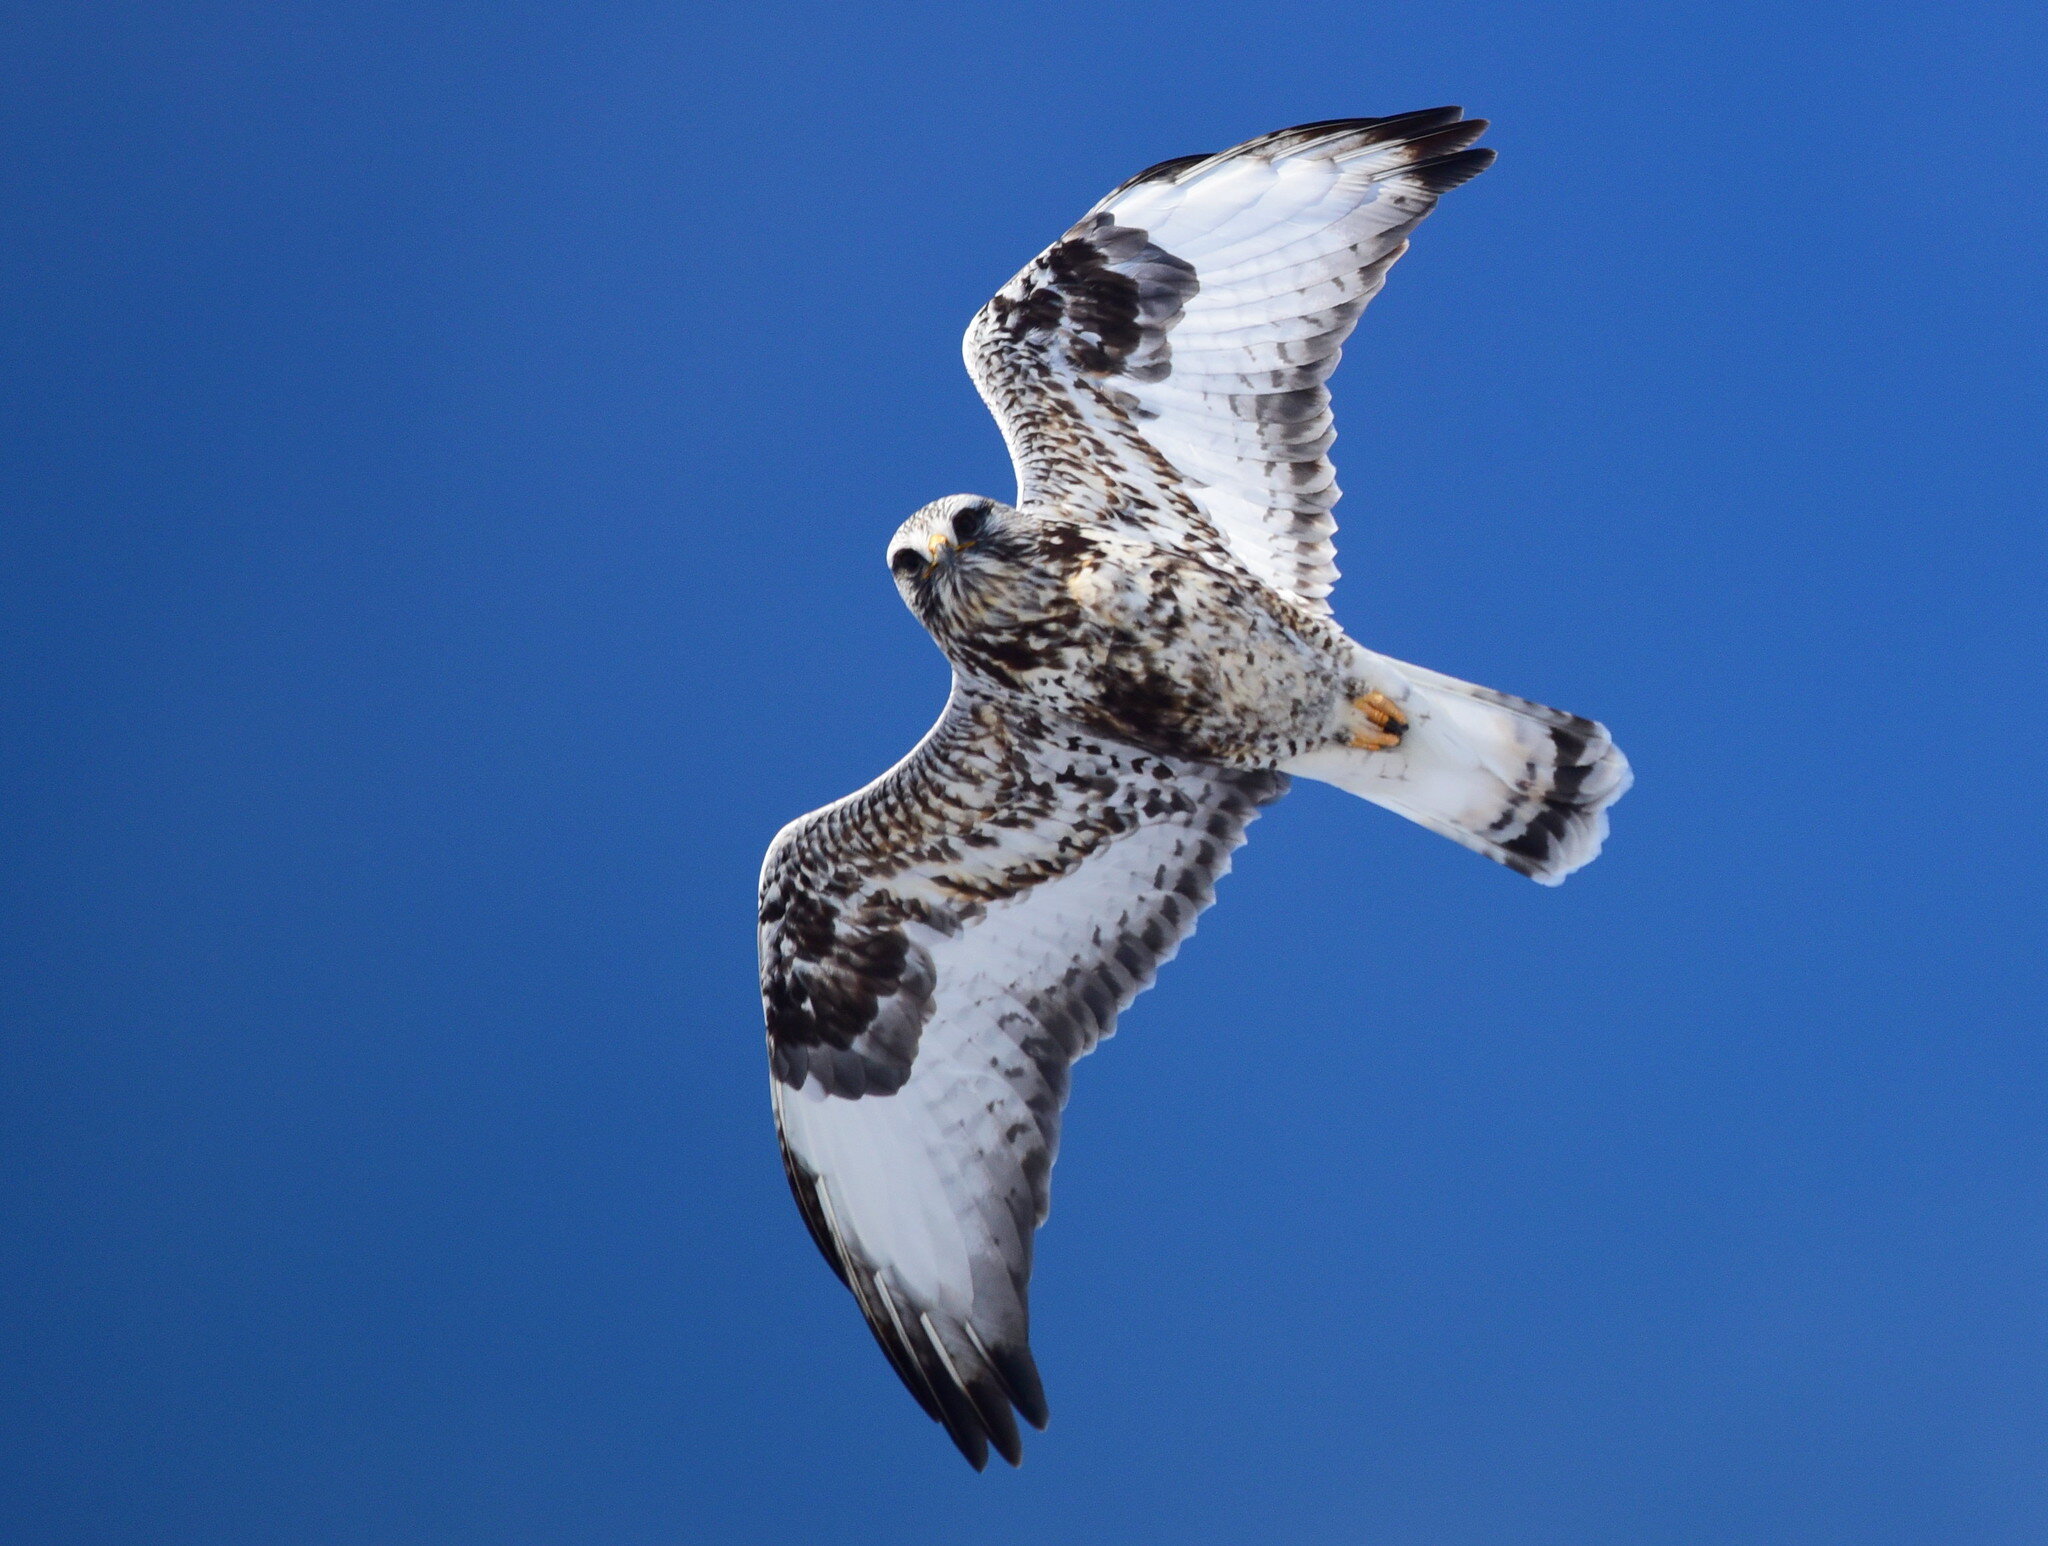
[1282,648,1632,885]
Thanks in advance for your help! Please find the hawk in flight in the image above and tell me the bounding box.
[758,110,1630,1468]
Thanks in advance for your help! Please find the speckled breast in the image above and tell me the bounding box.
[979,534,1358,768]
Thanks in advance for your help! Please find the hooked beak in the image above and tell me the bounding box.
[927,532,977,567]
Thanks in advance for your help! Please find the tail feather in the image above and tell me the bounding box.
[1283,650,1631,884]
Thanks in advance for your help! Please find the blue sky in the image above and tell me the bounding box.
[4,2,2044,1542]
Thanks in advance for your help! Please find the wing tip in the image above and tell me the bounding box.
[917,1314,1045,1469]
[1403,145,1497,195]
[1097,107,1489,208]
[775,1133,1025,1466]
[1254,107,1471,157]
[983,1336,1050,1430]
[1102,151,1212,201]
[858,1259,1050,1469]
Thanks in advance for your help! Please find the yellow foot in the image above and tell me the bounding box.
[1348,690,1408,751]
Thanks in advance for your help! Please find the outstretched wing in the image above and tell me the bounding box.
[966,110,1493,614]
[760,685,1285,1468]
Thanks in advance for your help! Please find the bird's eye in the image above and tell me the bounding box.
[890,548,926,579]
[951,504,990,544]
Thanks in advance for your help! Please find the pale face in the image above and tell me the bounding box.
[886,496,1013,625]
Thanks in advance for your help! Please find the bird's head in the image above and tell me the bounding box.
[887,495,1035,634]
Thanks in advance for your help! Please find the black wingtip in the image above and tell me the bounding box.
[1400,117,1490,160]
[992,1343,1050,1430]
[919,1348,995,1471]
[1102,108,1486,203]
[1268,107,1467,147]
[930,1342,1038,1467]
[945,1424,992,1472]
[1355,105,1468,140]
[1104,151,1212,199]
[969,1374,1026,1467]
[1405,146,1497,195]
[857,1278,1041,1469]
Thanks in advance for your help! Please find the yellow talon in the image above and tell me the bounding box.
[1355,690,1406,729]
[1350,691,1407,749]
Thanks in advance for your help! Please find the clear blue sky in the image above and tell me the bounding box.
[5,3,2044,1542]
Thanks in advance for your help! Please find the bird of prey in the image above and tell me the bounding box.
[758,110,1630,1469]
